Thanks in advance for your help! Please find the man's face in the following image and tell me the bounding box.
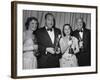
[45,15,54,29]
[77,18,83,31]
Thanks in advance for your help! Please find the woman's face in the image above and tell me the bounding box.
[64,25,71,36]
[29,19,38,31]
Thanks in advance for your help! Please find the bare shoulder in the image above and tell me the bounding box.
[60,37,64,43]
[72,36,78,41]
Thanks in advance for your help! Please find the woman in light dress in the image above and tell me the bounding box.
[23,17,39,69]
[59,24,79,67]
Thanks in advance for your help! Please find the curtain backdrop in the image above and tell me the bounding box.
[23,10,91,32]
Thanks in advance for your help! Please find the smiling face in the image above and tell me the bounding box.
[77,18,83,31]
[29,19,38,31]
[64,25,71,36]
[45,14,54,29]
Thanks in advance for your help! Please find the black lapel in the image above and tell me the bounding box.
[76,30,80,40]
[54,28,57,46]
[54,28,60,46]
[83,29,86,42]
[43,27,53,45]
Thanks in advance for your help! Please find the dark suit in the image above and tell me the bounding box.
[73,28,91,66]
[35,27,61,68]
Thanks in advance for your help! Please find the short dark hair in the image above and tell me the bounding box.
[25,17,39,30]
[45,13,54,20]
[62,24,73,36]
[45,13,55,28]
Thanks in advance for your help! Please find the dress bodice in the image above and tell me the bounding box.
[59,36,79,67]
[23,31,38,53]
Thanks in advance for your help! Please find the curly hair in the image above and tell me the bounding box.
[62,24,73,36]
[25,17,39,30]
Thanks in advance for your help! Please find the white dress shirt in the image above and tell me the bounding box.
[45,27,55,44]
[79,31,83,40]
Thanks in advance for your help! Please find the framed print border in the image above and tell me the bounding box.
[11,1,98,78]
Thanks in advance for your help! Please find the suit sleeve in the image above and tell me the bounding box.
[84,30,91,53]
[56,28,62,58]
[35,30,46,56]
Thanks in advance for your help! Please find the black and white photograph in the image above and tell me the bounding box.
[23,11,91,69]
[11,1,97,78]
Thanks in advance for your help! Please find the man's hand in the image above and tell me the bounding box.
[34,45,38,50]
[46,47,55,54]
[55,47,61,54]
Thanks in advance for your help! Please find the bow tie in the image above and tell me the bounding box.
[47,28,52,31]
[79,30,83,32]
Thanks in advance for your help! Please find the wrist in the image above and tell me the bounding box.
[46,48,48,52]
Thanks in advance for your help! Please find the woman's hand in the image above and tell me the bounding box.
[68,40,73,47]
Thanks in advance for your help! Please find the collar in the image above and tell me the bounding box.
[79,28,84,32]
[45,26,53,32]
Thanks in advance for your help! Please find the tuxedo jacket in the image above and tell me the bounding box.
[72,28,91,66]
[35,27,61,68]
[73,28,91,53]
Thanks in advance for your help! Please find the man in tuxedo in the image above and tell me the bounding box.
[73,18,91,66]
[35,13,61,68]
